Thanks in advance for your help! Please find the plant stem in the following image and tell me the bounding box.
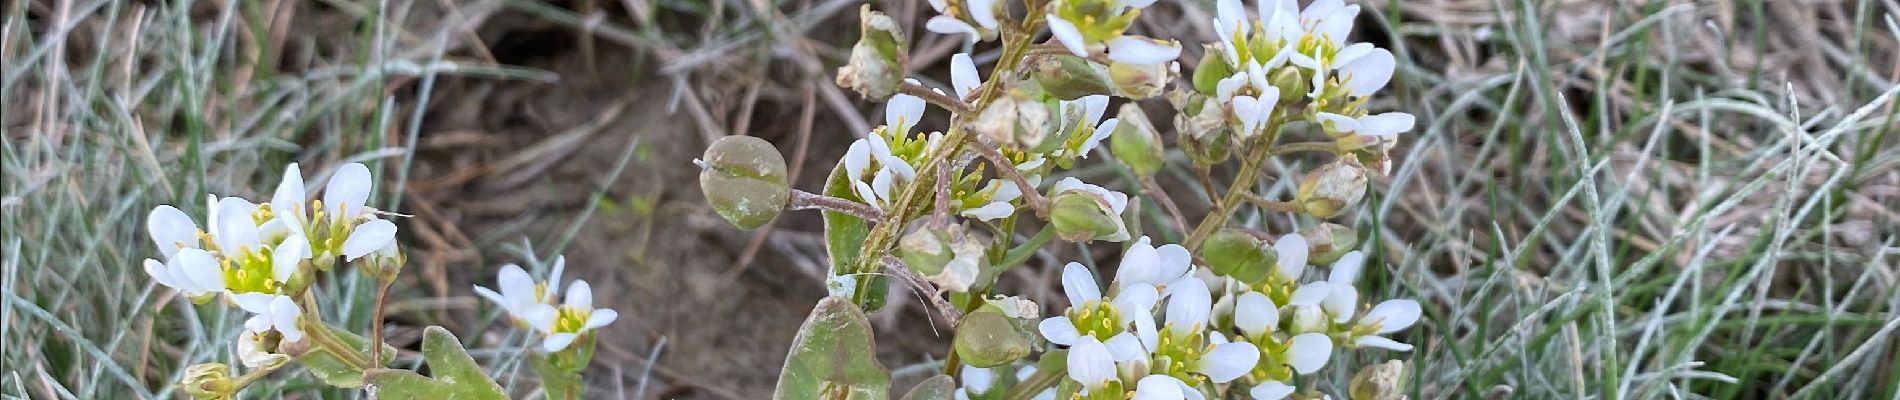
[1183,118,1287,250]
[1270,141,1340,156]
[973,136,1050,217]
[370,279,393,364]
[298,291,374,370]
[789,189,882,220]
[901,82,973,114]
[1242,192,1305,213]
[1139,177,1189,234]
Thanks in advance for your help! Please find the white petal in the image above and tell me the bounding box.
[1355,335,1414,351]
[964,365,996,394]
[1215,73,1247,101]
[269,296,303,342]
[213,197,261,253]
[927,0,947,12]
[968,0,999,29]
[1339,48,1396,97]
[1216,0,1250,37]
[1045,15,1089,57]
[1131,375,1185,400]
[584,309,618,329]
[176,248,226,294]
[1301,0,1344,20]
[1288,282,1330,307]
[950,53,982,99]
[473,286,509,310]
[1322,285,1358,323]
[524,304,559,332]
[1104,332,1148,361]
[1061,262,1102,306]
[1314,112,1362,133]
[1038,316,1082,346]
[1316,5,1361,44]
[872,168,896,202]
[1356,112,1416,137]
[244,314,273,335]
[1114,241,1162,285]
[927,16,980,42]
[1284,333,1335,374]
[272,237,309,283]
[844,139,872,178]
[1234,291,1280,337]
[497,264,534,298]
[227,292,275,314]
[323,163,374,219]
[1164,278,1211,334]
[853,182,881,208]
[1329,251,1365,283]
[1196,342,1260,383]
[1231,96,1270,135]
[144,259,180,290]
[1079,95,1110,125]
[271,164,306,226]
[961,202,1016,220]
[1134,309,1159,350]
[341,219,397,261]
[1111,284,1161,324]
[1081,118,1116,156]
[147,205,199,258]
[1363,299,1422,333]
[1250,381,1296,400]
[1274,234,1309,282]
[542,333,581,353]
[565,279,594,310]
[1106,37,1181,65]
[1332,43,1376,66]
[547,256,567,299]
[1066,337,1117,388]
[886,94,927,134]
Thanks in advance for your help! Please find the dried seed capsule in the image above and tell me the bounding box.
[1300,223,1359,265]
[1350,360,1410,400]
[698,136,789,229]
[835,6,908,100]
[1109,103,1165,178]
[1296,159,1368,219]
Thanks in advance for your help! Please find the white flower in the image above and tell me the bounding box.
[1353,299,1422,351]
[1040,263,1161,346]
[950,53,982,99]
[524,279,619,353]
[1355,112,1415,136]
[1321,251,1365,323]
[473,257,565,324]
[232,292,304,343]
[273,162,395,262]
[1299,0,1359,44]
[1066,336,1118,389]
[322,163,374,222]
[1283,332,1334,374]
[1114,237,1197,290]
[959,365,996,397]
[236,328,285,368]
[1198,340,1261,383]
[960,179,1021,221]
[1287,282,1331,334]
[887,93,927,136]
[1132,374,1202,400]
[1045,14,1090,57]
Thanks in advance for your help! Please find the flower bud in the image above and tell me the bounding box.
[1190,47,1233,95]
[1108,60,1175,100]
[835,5,908,100]
[179,363,235,399]
[1049,192,1123,243]
[954,310,1032,368]
[1299,223,1359,265]
[1295,159,1368,219]
[1108,104,1165,178]
[1349,360,1409,400]
[1269,66,1307,103]
[1028,54,1112,100]
[1200,229,1277,285]
[698,136,790,229]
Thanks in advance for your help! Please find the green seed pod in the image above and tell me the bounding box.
[1029,54,1113,100]
[835,5,908,100]
[699,136,790,229]
[1109,104,1165,178]
[1270,66,1306,103]
[1171,94,1231,166]
[954,311,1032,368]
[896,221,954,277]
[1191,46,1233,95]
[1349,360,1410,400]
[1295,159,1367,219]
[1048,191,1123,243]
[1200,228,1277,285]
[1299,223,1359,265]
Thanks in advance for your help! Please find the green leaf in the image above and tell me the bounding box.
[773,297,890,400]
[363,326,506,400]
[900,375,957,400]
[821,162,887,311]
[299,324,397,388]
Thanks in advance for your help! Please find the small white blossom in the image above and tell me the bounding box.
[1352,299,1422,351]
[473,257,565,325]
[524,279,619,353]
[1273,233,1309,282]
[231,292,304,343]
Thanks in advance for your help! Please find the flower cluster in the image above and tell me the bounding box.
[473,256,619,353]
[143,163,396,365]
[1222,244,1421,399]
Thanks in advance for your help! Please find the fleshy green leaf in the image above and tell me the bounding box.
[773,297,890,400]
[298,324,396,388]
[363,326,506,400]
[900,375,957,400]
[822,162,887,311]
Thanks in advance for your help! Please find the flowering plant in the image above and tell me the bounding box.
[700,0,1424,398]
[143,163,616,399]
